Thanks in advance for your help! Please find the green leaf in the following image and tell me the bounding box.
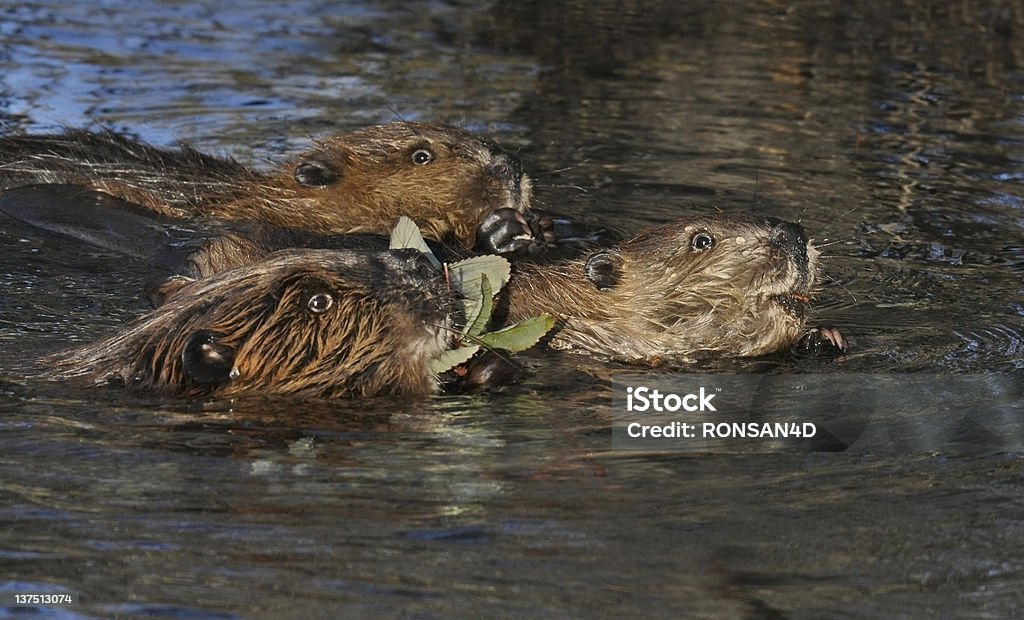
[429,344,481,374]
[448,255,510,298]
[389,216,440,269]
[422,247,551,376]
[477,314,556,353]
[460,273,486,337]
[463,274,494,338]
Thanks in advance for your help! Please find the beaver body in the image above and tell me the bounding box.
[502,213,821,361]
[0,122,535,252]
[44,248,458,398]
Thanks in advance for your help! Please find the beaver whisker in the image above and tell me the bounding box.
[422,320,524,371]
[821,276,859,303]
[813,237,856,249]
[386,105,409,125]
[529,165,581,177]
[531,181,590,194]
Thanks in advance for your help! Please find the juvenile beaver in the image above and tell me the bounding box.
[501,213,831,361]
[43,248,458,398]
[0,122,537,253]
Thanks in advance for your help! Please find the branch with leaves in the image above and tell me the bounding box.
[389,217,554,374]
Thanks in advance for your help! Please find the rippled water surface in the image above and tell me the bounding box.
[2,1,1023,617]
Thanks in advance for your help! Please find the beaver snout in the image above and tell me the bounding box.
[766,217,809,266]
[385,248,440,282]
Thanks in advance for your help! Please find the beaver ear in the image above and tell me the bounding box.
[294,159,341,187]
[182,330,237,385]
[584,251,623,291]
[144,274,195,307]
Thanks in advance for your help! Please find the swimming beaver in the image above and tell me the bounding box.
[501,213,832,361]
[0,122,539,253]
[43,248,459,398]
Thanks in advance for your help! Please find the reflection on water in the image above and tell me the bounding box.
[2,0,1024,616]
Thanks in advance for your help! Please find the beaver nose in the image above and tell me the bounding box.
[387,248,439,282]
[766,217,809,261]
[488,151,523,183]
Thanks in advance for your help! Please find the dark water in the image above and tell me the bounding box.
[2,1,1023,617]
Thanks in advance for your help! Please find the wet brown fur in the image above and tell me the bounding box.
[0,122,532,249]
[45,248,457,398]
[502,213,819,362]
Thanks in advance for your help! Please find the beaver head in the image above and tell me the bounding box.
[264,121,532,248]
[47,248,457,398]
[504,213,818,361]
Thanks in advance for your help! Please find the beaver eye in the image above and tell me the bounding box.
[411,148,435,165]
[307,293,334,314]
[691,232,715,252]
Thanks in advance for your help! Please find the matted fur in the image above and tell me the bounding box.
[0,122,532,248]
[504,213,819,362]
[45,249,456,398]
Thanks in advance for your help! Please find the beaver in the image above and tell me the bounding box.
[0,121,541,254]
[500,213,841,361]
[42,247,460,398]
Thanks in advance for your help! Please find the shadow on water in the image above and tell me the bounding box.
[2,0,1024,616]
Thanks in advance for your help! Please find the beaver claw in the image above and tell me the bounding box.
[796,325,847,357]
[476,208,554,255]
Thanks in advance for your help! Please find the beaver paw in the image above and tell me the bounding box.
[450,350,527,392]
[476,208,554,255]
[796,325,847,357]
